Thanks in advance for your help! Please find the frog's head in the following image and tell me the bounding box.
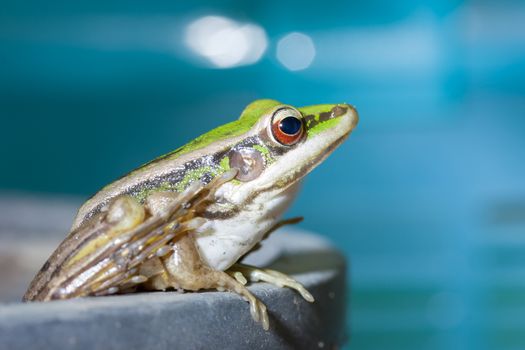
[222,99,359,204]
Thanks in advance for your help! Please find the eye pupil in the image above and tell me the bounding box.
[279,116,302,135]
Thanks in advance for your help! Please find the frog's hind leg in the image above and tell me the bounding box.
[228,263,314,303]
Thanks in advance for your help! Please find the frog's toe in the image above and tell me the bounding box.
[260,269,314,302]
[246,296,268,330]
[256,301,269,331]
[228,270,248,285]
[230,263,315,303]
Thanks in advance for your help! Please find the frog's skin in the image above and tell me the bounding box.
[24,99,358,330]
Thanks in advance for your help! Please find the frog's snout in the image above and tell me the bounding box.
[328,104,358,135]
[336,104,359,130]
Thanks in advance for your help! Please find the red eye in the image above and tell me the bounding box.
[271,109,304,146]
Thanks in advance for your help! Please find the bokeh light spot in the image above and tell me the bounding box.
[276,32,316,71]
[184,15,267,69]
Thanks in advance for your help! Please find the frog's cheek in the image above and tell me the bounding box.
[229,148,265,181]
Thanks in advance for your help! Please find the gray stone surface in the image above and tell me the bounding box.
[0,194,347,350]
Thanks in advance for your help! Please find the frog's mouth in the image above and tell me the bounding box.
[274,130,350,191]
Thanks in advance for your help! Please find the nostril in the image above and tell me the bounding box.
[331,105,348,117]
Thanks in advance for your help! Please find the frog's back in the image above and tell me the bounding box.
[72,99,282,230]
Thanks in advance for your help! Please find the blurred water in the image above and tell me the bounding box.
[1,1,524,349]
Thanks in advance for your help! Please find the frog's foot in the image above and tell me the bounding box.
[228,263,314,303]
[206,270,270,330]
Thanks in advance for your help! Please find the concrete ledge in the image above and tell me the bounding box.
[0,231,346,350]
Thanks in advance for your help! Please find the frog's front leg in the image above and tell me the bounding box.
[224,216,314,302]
[143,234,270,330]
[227,263,314,303]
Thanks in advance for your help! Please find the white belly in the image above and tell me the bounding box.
[194,182,300,270]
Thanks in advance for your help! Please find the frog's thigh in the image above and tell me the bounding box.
[160,235,270,330]
[228,263,315,303]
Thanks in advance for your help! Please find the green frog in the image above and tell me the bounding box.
[23,99,359,330]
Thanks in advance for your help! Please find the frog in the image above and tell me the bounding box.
[23,99,359,330]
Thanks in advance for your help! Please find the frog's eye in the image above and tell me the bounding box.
[271,108,304,146]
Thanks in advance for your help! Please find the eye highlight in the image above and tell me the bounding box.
[271,108,304,146]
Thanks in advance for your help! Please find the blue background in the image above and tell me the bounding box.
[1,1,525,349]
